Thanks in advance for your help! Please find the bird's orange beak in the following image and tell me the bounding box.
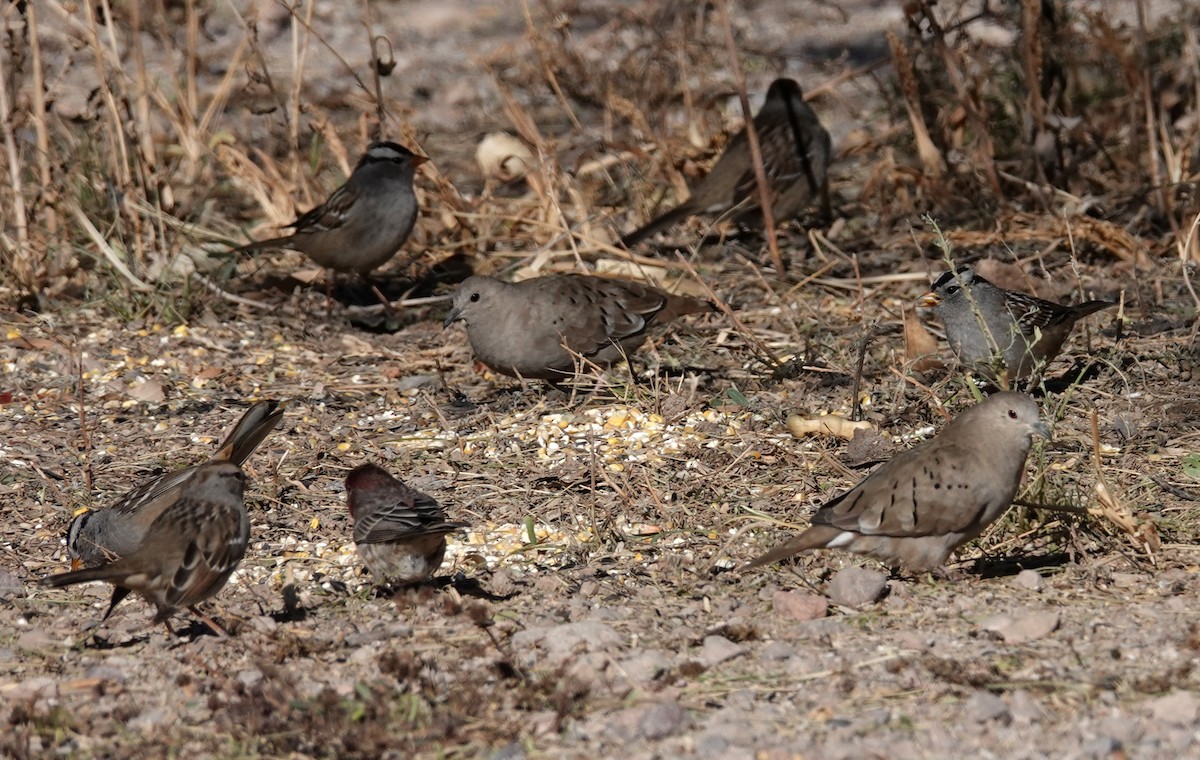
[70,558,82,571]
[919,291,941,308]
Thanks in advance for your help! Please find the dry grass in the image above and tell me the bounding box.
[5,1,1200,757]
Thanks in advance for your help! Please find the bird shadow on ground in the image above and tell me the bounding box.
[443,574,518,603]
[968,551,1073,580]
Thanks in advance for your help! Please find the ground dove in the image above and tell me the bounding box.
[444,274,712,381]
[746,392,1050,572]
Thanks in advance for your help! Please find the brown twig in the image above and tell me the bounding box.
[672,251,782,370]
[714,0,784,274]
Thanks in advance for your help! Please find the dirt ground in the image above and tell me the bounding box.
[4,1,1200,758]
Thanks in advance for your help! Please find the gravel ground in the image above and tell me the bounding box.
[4,1,1200,758]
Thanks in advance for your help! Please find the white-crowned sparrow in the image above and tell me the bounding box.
[232,141,426,275]
[443,274,713,381]
[61,400,283,624]
[43,460,251,634]
[346,463,468,586]
[922,264,1115,383]
[746,392,1050,572]
[621,78,832,247]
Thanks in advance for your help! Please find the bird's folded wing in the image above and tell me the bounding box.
[812,443,999,537]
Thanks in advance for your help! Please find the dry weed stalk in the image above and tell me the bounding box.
[715,0,783,275]
[0,12,31,290]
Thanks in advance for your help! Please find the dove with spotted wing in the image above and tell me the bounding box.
[444,274,712,381]
[746,392,1050,572]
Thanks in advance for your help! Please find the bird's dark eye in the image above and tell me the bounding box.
[1008,409,1018,419]
[946,285,960,296]
[470,292,480,302]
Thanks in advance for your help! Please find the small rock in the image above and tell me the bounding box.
[489,742,526,760]
[844,428,893,467]
[963,690,1010,723]
[511,621,622,664]
[6,675,56,702]
[694,733,730,759]
[771,590,828,621]
[617,650,673,684]
[0,571,24,601]
[487,569,517,597]
[759,641,796,662]
[1079,736,1123,759]
[827,567,888,607]
[1149,691,1199,725]
[1110,572,1143,589]
[128,707,170,733]
[1012,569,1043,591]
[1008,689,1044,725]
[979,609,1059,644]
[699,635,744,667]
[16,630,55,652]
[248,615,278,633]
[639,701,688,740]
[84,664,127,684]
[237,669,263,689]
[346,622,413,647]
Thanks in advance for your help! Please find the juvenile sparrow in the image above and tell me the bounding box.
[63,400,284,620]
[43,461,251,634]
[443,274,713,381]
[232,141,426,275]
[621,78,832,247]
[922,265,1115,383]
[346,463,468,586]
[746,392,1050,572]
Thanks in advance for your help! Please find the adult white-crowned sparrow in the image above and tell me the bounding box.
[345,463,468,586]
[443,274,713,381]
[43,460,251,633]
[62,400,283,622]
[232,141,426,275]
[746,392,1050,572]
[922,264,1115,382]
[621,78,832,247]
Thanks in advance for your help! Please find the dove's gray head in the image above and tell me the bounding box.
[444,275,506,328]
[970,391,1051,442]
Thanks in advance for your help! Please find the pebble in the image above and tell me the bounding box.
[759,641,796,662]
[979,609,1059,643]
[827,567,888,607]
[1149,691,1199,726]
[489,742,526,760]
[1012,569,1043,591]
[128,707,170,733]
[698,635,744,667]
[345,622,413,647]
[771,590,828,621]
[617,649,673,684]
[639,701,688,740]
[511,621,622,664]
[0,570,24,600]
[963,690,1010,724]
[237,669,263,688]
